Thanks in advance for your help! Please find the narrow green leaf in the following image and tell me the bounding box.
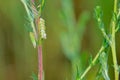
[94,6,104,29]
[77,11,90,38]
[38,0,46,14]
[94,6,103,20]
[99,52,110,80]
[31,73,38,80]
[61,0,75,30]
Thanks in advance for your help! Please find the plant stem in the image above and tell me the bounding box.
[80,46,105,80]
[114,0,117,13]
[111,0,119,80]
[38,45,43,80]
[111,39,119,80]
[21,0,37,40]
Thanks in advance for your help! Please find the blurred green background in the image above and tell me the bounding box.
[0,0,120,80]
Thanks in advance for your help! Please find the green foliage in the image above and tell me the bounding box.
[60,0,75,31]
[38,0,46,15]
[99,52,110,80]
[75,53,88,80]
[21,0,119,79]
[118,66,120,72]
[21,0,35,21]
[76,66,80,80]
[32,73,38,80]
[21,0,46,80]
[94,6,103,20]
[95,6,111,46]
[60,5,90,60]
[94,6,104,29]
[88,55,93,66]
[21,0,38,47]
[61,11,90,60]
[95,68,103,80]
[115,7,120,32]
[95,52,110,80]
[60,0,90,79]
[21,0,46,47]
[77,12,90,39]
[79,0,120,79]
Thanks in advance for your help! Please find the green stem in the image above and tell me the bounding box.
[111,15,119,80]
[101,28,112,44]
[114,0,117,13]
[111,39,119,80]
[80,46,105,80]
[111,0,119,80]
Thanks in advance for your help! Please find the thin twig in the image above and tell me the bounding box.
[80,46,105,80]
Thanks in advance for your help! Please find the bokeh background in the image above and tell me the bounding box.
[0,0,120,80]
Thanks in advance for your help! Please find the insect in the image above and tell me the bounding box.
[21,0,46,48]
